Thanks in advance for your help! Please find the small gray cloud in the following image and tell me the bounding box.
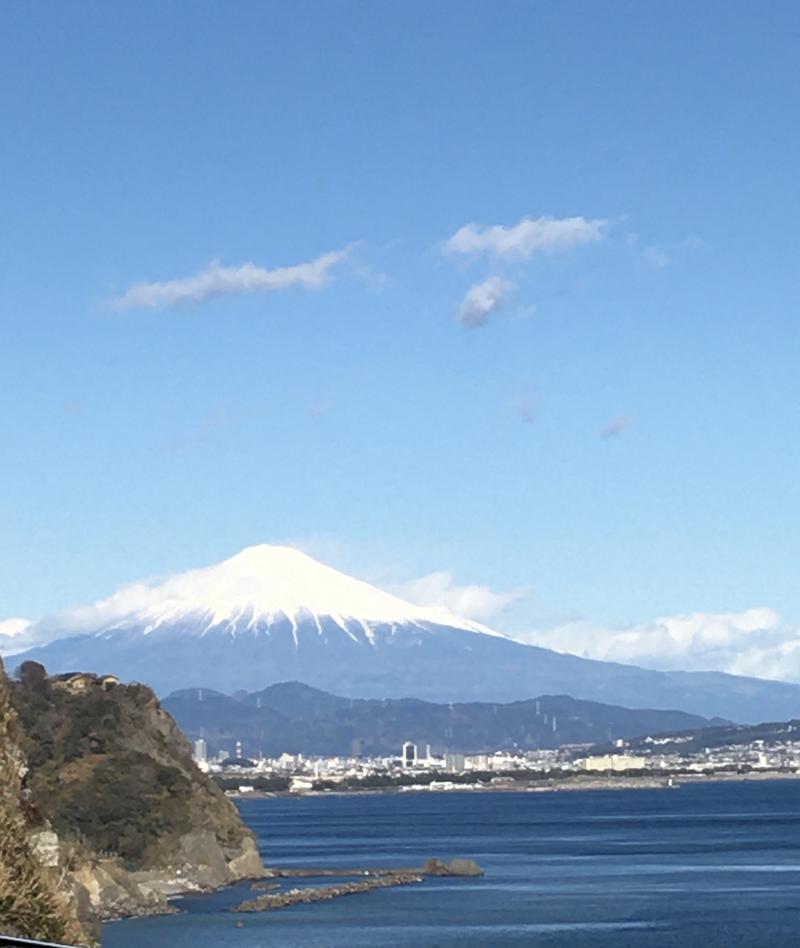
[157,404,245,455]
[352,262,390,291]
[458,276,515,329]
[113,247,351,310]
[445,215,607,260]
[599,415,634,439]
[515,397,538,425]
[643,246,669,269]
[307,399,328,418]
[628,231,706,270]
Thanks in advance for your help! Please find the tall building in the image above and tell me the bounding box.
[193,738,207,763]
[402,741,418,769]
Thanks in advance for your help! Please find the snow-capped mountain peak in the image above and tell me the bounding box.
[29,544,505,644]
[133,544,497,635]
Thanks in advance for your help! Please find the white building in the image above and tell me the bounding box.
[444,753,466,772]
[466,754,489,771]
[579,754,648,773]
[290,776,315,792]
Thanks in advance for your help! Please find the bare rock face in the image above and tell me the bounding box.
[70,861,169,919]
[29,830,61,868]
[129,829,264,898]
[227,835,265,879]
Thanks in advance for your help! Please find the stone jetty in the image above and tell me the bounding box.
[232,858,483,914]
[233,873,424,912]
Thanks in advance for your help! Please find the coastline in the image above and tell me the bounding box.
[226,769,800,800]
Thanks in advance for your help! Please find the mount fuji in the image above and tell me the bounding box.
[9,544,800,722]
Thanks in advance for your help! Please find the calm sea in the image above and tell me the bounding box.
[104,780,800,947]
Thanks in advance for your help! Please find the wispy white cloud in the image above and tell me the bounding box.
[0,617,52,658]
[642,246,669,269]
[599,415,634,439]
[391,570,531,625]
[351,261,390,291]
[445,215,607,260]
[0,618,30,640]
[513,607,800,682]
[627,231,706,270]
[112,247,351,310]
[458,276,515,329]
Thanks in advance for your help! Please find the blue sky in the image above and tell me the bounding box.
[2,1,800,650]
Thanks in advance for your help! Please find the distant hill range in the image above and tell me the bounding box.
[617,718,800,756]
[163,680,727,758]
[10,545,800,723]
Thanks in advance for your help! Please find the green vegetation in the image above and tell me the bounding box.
[54,752,193,866]
[0,661,89,945]
[10,663,251,870]
[310,769,577,791]
[311,771,490,790]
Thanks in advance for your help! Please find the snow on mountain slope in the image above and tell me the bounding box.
[11,544,800,723]
[23,545,504,648]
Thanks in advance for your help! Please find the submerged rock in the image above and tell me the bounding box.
[419,857,483,877]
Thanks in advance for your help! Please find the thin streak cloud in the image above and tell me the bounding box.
[112,247,351,310]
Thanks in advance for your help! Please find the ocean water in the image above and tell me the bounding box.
[104,780,800,947]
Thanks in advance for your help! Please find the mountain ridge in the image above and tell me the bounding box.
[163,679,727,758]
[9,545,800,723]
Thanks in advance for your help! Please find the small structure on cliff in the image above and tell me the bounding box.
[5,661,266,933]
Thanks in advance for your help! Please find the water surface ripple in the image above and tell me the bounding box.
[104,780,800,947]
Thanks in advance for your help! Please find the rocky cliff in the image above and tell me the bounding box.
[0,658,91,944]
[3,660,265,936]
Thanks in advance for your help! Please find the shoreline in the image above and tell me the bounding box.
[226,769,800,800]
